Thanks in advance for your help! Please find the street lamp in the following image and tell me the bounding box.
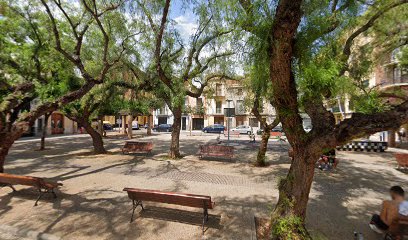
[226,99,233,145]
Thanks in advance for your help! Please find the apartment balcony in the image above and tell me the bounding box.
[215,86,225,97]
[235,108,246,115]
[156,109,169,116]
[215,107,223,115]
[184,105,205,116]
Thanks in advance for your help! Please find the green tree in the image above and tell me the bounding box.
[63,83,120,154]
[228,0,408,238]
[0,0,130,172]
[134,0,236,158]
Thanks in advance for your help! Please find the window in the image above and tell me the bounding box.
[37,118,43,131]
[393,67,401,83]
[216,84,222,96]
[237,88,243,96]
[236,100,244,114]
[362,80,369,88]
[158,107,166,115]
[197,98,203,107]
[249,118,259,127]
[216,101,222,114]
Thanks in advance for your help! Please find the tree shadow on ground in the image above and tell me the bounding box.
[306,152,408,240]
[135,206,222,230]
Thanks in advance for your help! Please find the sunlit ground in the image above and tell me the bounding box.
[0,131,407,240]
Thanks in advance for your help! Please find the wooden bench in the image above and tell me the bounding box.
[198,145,234,160]
[394,153,408,169]
[123,188,215,233]
[122,141,153,154]
[385,214,408,240]
[224,131,240,138]
[270,132,283,137]
[0,173,62,206]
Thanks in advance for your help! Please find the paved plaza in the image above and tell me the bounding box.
[0,131,407,240]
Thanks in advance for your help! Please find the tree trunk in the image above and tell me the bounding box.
[122,115,126,134]
[256,125,271,167]
[39,112,51,151]
[389,129,396,147]
[0,128,26,173]
[97,115,104,136]
[82,121,107,154]
[0,137,15,173]
[169,107,182,159]
[127,115,133,139]
[270,148,318,239]
[147,115,152,136]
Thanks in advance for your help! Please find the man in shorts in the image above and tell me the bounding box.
[370,186,408,233]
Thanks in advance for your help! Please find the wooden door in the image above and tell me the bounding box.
[51,113,64,134]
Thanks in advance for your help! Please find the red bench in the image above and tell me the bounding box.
[123,188,215,233]
[270,132,283,137]
[385,214,408,239]
[199,145,234,160]
[122,141,153,154]
[0,173,62,206]
[394,153,408,169]
[224,131,240,138]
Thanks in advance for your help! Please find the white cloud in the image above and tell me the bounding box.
[174,14,198,41]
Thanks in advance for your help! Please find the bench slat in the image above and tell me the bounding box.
[199,145,234,160]
[123,188,214,209]
[0,173,62,189]
[122,142,153,153]
[395,153,408,168]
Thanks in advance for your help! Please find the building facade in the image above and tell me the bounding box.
[30,99,77,137]
[152,79,280,132]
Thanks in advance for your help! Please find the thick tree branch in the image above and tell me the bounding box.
[324,100,408,147]
[252,95,280,129]
[341,0,408,74]
[154,0,172,87]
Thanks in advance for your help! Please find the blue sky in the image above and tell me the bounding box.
[169,0,198,42]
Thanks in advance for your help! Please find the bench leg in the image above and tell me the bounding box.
[35,189,45,206]
[51,189,57,199]
[130,200,144,223]
[202,207,209,234]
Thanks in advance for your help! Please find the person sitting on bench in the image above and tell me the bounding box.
[317,149,338,170]
[369,186,408,234]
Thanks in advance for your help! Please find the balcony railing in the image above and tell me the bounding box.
[157,109,168,115]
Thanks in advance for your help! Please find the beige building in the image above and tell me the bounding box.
[33,111,78,137]
[205,79,277,130]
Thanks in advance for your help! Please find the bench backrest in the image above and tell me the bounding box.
[389,215,408,235]
[395,153,408,162]
[0,173,61,189]
[200,145,233,153]
[123,188,214,209]
[124,142,153,150]
[0,173,41,187]
[270,132,282,137]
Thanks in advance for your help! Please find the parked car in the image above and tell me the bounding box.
[202,124,225,133]
[231,125,253,135]
[103,123,113,130]
[257,126,283,135]
[132,121,140,130]
[153,124,173,132]
[304,126,312,132]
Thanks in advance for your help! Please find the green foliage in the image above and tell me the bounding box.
[351,91,388,114]
[271,215,308,240]
[399,46,408,68]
